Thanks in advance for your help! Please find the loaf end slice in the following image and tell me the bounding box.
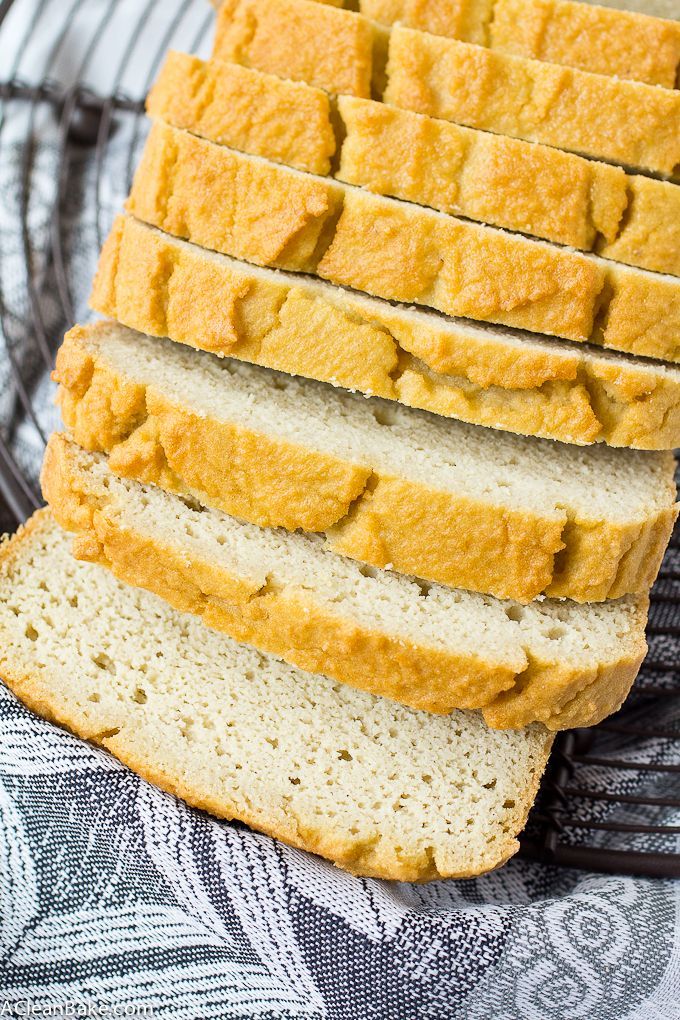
[0,510,553,881]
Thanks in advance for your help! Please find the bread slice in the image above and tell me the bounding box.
[54,321,678,604]
[384,26,680,176]
[42,434,650,731]
[127,121,680,360]
[92,216,680,451]
[146,51,336,176]
[145,53,680,278]
[0,510,553,881]
[361,0,680,88]
[362,0,493,45]
[213,0,380,97]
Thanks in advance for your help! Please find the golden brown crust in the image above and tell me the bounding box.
[597,175,680,279]
[0,511,553,881]
[317,189,602,342]
[489,0,680,87]
[55,327,370,534]
[142,48,680,278]
[384,26,680,175]
[598,261,680,363]
[337,95,628,253]
[361,0,494,45]
[128,122,604,343]
[127,122,345,274]
[54,323,678,603]
[146,51,336,175]
[126,123,680,358]
[379,0,680,87]
[41,433,649,730]
[213,0,376,97]
[91,216,680,450]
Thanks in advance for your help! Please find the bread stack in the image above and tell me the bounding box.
[1,0,679,881]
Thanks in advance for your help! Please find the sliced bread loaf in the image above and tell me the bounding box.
[42,434,650,731]
[127,121,602,344]
[384,26,680,175]
[92,216,680,451]
[126,123,680,359]
[361,0,680,88]
[0,510,553,880]
[146,53,680,278]
[54,321,678,604]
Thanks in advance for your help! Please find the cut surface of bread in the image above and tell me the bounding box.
[91,216,680,451]
[126,122,680,360]
[54,321,678,604]
[361,0,680,87]
[145,53,680,277]
[384,26,680,175]
[127,121,603,344]
[0,510,554,881]
[43,434,650,731]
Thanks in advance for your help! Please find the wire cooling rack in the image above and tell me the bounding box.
[0,0,678,878]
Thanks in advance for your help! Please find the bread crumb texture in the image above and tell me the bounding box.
[91,216,680,451]
[125,123,680,359]
[54,322,678,603]
[0,510,553,881]
[43,434,649,730]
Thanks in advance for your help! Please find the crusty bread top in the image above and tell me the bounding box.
[146,51,337,176]
[211,0,680,172]
[127,120,605,344]
[361,0,680,88]
[214,0,378,97]
[125,122,680,359]
[58,321,677,525]
[0,510,552,881]
[144,51,680,278]
[384,26,680,175]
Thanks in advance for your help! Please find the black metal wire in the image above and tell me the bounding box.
[0,0,678,879]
